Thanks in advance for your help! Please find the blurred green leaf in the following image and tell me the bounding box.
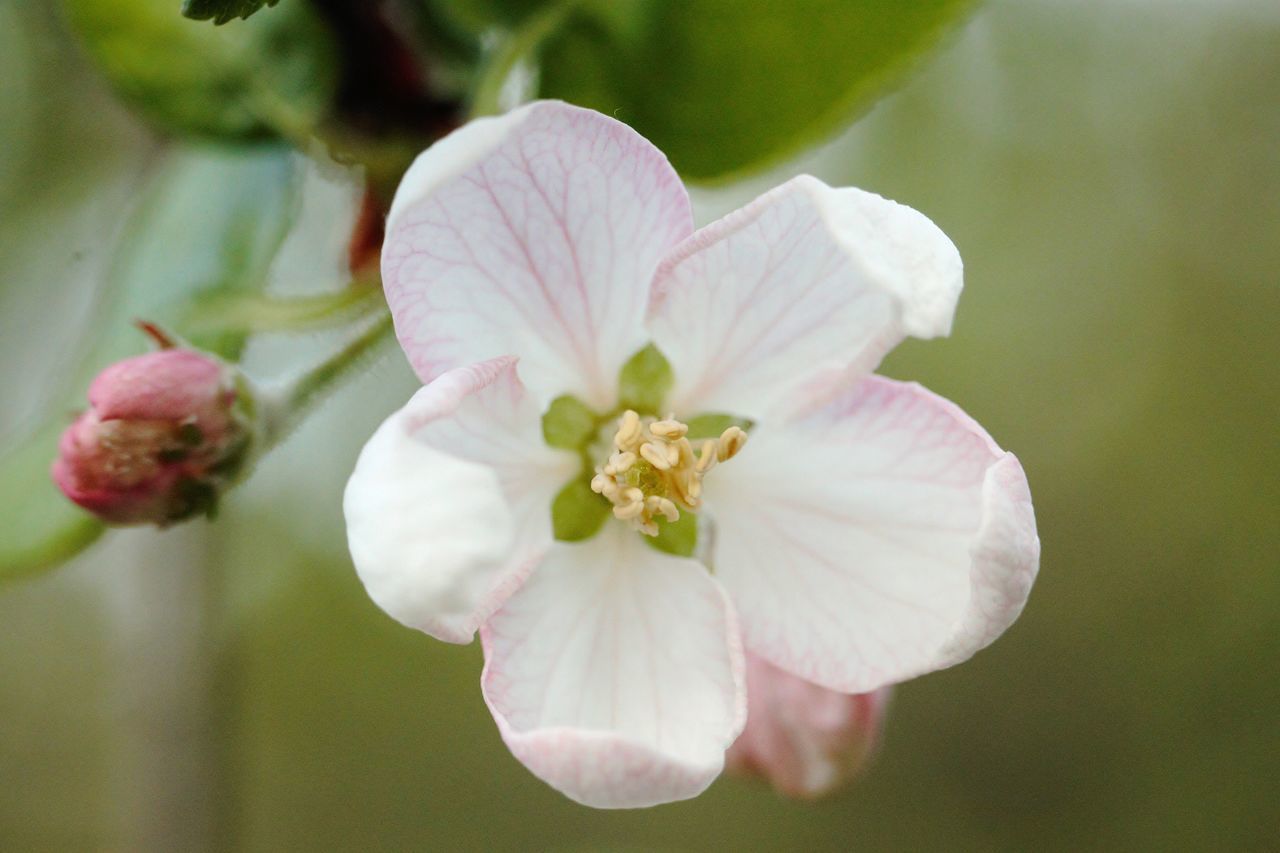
[62,0,336,142]
[182,0,279,26]
[538,0,979,181]
[0,146,301,582]
[424,0,561,35]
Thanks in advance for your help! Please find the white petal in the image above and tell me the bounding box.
[481,525,747,808]
[383,101,694,409]
[343,358,578,643]
[648,175,962,420]
[703,376,1039,693]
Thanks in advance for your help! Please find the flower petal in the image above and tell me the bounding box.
[480,525,746,808]
[383,101,694,409]
[648,175,962,420]
[343,358,577,643]
[703,376,1039,693]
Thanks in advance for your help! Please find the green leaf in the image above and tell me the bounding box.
[63,0,337,142]
[0,146,301,582]
[538,0,980,181]
[182,0,279,26]
[617,344,673,415]
[541,395,599,450]
[645,510,697,558]
[550,477,609,542]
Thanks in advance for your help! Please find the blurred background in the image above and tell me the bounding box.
[1,0,1277,850]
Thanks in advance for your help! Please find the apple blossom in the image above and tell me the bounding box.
[52,345,252,525]
[344,100,1039,808]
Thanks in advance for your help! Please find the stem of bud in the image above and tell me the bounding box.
[262,309,395,445]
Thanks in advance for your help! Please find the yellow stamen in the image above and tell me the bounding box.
[695,439,717,474]
[592,410,748,537]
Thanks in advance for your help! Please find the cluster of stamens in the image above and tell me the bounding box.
[590,410,747,536]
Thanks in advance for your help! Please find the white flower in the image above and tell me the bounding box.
[344,101,1040,808]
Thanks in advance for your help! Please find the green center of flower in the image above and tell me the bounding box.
[541,345,753,555]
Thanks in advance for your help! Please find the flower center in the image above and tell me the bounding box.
[589,410,747,537]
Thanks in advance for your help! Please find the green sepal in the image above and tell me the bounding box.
[644,511,698,558]
[684,413,755,440]
[542,395,598,450]
[617,344,673,415]
[181,0,278,25]
[550,478,609,542]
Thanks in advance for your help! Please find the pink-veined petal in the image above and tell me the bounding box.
[704,376,1039,693]
[383,100,694,409]
[648,175,962,420]
[343,358,578,643]
[480,525,747,808]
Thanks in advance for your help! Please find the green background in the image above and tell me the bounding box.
[1,0,1276,850]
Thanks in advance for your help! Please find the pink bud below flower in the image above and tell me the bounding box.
[51,348,251,526]
[726,653,891,799]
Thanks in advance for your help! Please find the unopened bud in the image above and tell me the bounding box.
[51,347,254,526]
[726,653,891,799]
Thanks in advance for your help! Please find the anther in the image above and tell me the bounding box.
[655,497,679,522]
[717,426,748,462]
[615,410,642,450]
[650,419,688,440]
[639,442,670,471]
[686,478,702,501]
[609,451,636,473]
[676,437,696,469]
[614,502,645,520]
[696,440,717,473]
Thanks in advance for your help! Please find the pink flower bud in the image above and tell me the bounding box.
[51,348,251,526]
[726,653,891,799]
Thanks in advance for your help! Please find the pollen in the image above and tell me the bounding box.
[589,410,747,537]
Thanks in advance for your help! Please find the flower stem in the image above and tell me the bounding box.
[183,286,384,336]
[469,0,578,118]
[263,309,395,446]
